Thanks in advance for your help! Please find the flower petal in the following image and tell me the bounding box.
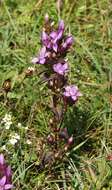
[40,46,46,57]
[77,92,82,97]
[71,95,77,101]
[0,154,5,165]
[70,86,78,96]
[6,166,12,177]
[50,31,57,39]
[5,184,13,190]
[53,43,58,52]
[63,85,81,103]
[53,63,66,75]
[65,86,71,92]
[63,63,68,70]
[32,57,38,64]
[42,31,48,41]
[58,20,64,31]
[62,36,73,50]
[0,176,6,186]
[56,30,63,41]
[66,36,73,45]
[40,58,46,64]
[63,91,70,97]
[42,31,50,47]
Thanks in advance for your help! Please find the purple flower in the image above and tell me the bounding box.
[0,154,13,190]
[41,20,65,52]
[42,31,51,49]
[49,31,58,52]
[53,62,68,75]
[63,85,82,102]
[0,176,13,190]
[42,31,58,52]
[61,36,73,51]
[55,20,64,41]
[32,46,47,64]
[58,20,64,32]
[0,154,4,165]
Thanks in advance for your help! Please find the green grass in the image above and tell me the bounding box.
[0,0,112,189]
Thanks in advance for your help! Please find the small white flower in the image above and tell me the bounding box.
[25,126,28,130]
[17,123,22,128]
[14,133,20,140]
[9,133,20,145]
[9,138,18,145]
[27,66,35,72]
[1,145,6,150]
[1,113,11,123]
[5,124,10,130]
[5,121,12,129]
[1,113,12,129]
[1,145,9,152]
[26,139,32,145]
[68,166,71,170]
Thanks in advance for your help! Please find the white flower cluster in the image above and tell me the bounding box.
[26,139,32,145]
[9,133,20,145]
[1,113,12,129]
[17,123,28,130]
[0,113,32,150]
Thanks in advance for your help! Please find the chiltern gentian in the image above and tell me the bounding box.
[31,15,82,168]
[61,36,73,51]
[53,62,68,75]
[32,46,47,64]
[41,20,65,52]
[63,85,82,102]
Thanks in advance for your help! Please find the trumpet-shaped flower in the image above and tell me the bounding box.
[61,36,73,51]
[63,85,82,102]
[41,20,65,52]
[32,46,47,64]
[53,62,68,75]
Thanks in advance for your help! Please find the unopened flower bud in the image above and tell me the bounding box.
[49,80,54,87]
[54,152,60,159]
[57,88,60,92]
[49,118,54,126]
[106,154,112,161]
[54,127,60,132]
[59,128,69,140]
[64,145,68,151]
[47,134,55,144]
[49,118,53,123]
[45,13,49,23]
[67,136,74,145]
[3,79,11,93]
